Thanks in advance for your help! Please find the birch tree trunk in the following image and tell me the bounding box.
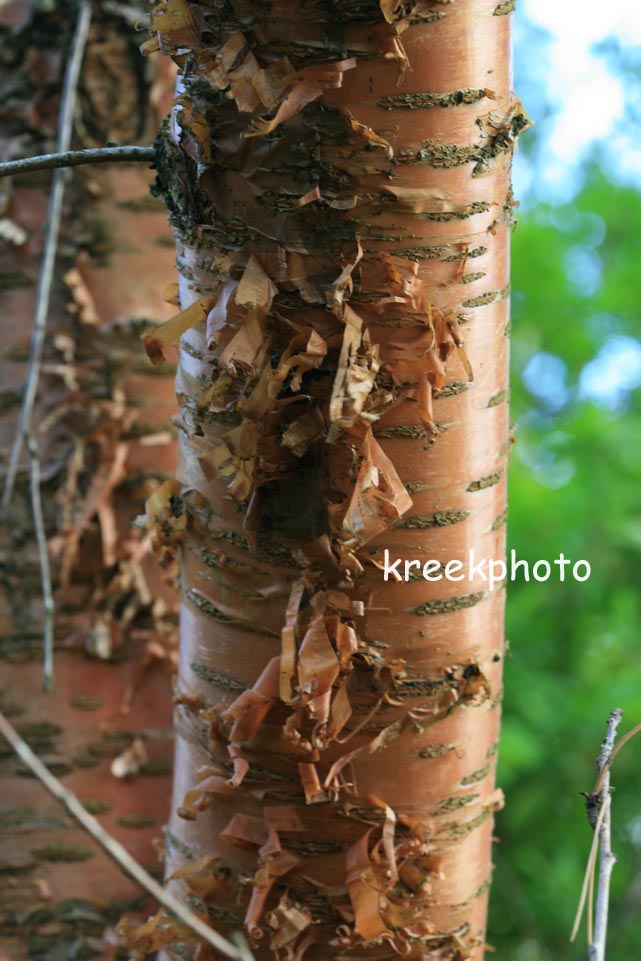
[0,4,177,958]
[139,1,528,958]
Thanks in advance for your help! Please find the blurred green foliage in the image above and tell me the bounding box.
[487,171,641,959]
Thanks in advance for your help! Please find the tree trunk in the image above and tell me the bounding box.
[139,1,527,958]
[0,4,177,958]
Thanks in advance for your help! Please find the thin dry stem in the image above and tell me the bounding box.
[27,435,54,691]
[0,711,253,961]
[2,0,92,514]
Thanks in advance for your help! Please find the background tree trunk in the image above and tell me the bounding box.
[139,1,526,959]
[0,4,177,958]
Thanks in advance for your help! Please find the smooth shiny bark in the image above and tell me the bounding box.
[142,2,526,958]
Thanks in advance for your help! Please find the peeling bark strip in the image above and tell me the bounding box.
[140,1,526,959]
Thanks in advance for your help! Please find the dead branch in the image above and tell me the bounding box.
[0,145,155,179]
[1,0,93,694]
[27,435,54,691]
[571,798,609,946]
[588,709,622,961]
[572,710,623,958]
[2,0,92,515]
[0,711,254,961]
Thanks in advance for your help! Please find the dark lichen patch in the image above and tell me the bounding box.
[0,699,24,718]
[399,510,470,529]
[442,246,487,262]
[453,876,493,911]
[32,845,94,862]
[378,89,489,111]
[87,741,122,759]
[181,339,214,363]
[437,804,496,839]
[459,271,486,285]
[0,806,66,832]
[184,588,234,623]
[343,804,387,824]
[404,481,430,494]
[243,764,298,786]
[421,201,491,222]
[16,758,72,777]
[0,721,61,755]
[116,194,166,213]
[0,270,33,289]
[494,0,516,13]
[6,344,30,362]
[462,284,510,308]
[136,861,164,880]
[467,470,503,492]
[165,828,196,860]
[412,591,486,616]
[81,799,113,814]
[201,409,244,428]
[409,9,446,23]
[437,792,479,814]
[208,904,247,926]
[69,694,104,711]
[189,661,246,693]
[0,855,37,875]
[0,388,22,415]
[391,245,448,261]
[72,752,101,769]
[374,424,433,440]
[398,141,479,169]
[490,507,508,530]
[140,759,171,777]
[418,743,455,759]
[461,763,491,785]
[286,838,345,856]
[393,676,449,698]
[191,546,238,570]
[487,388,508,408]
[117,813,156,829]
[439,381,471,398]
[374,424,452,441]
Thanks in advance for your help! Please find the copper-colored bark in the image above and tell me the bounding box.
[140,2,527,959]
[0,6,177,958]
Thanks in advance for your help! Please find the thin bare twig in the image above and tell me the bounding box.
[588,709,622,961]
[27,435,54,692]
[0,145,155,179]
[1,0,92,515]
[0,711,252,961]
